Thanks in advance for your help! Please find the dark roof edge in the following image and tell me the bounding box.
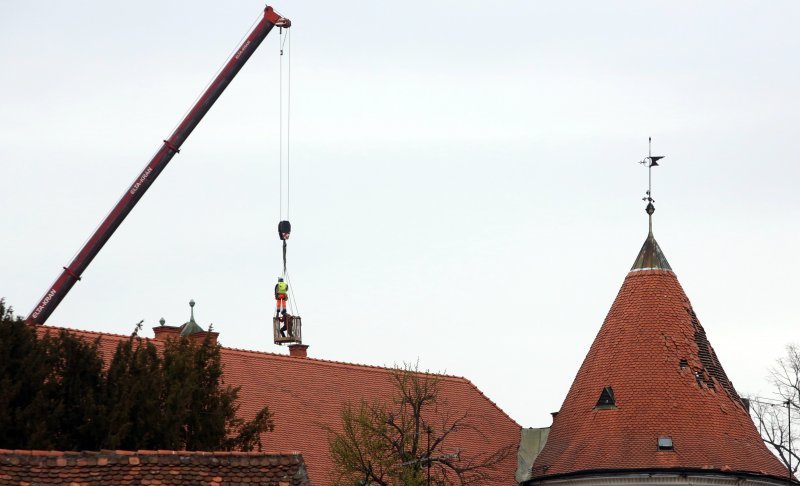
[524,467,797,485]
[0,449,305,458]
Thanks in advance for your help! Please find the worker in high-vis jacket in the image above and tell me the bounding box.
[275,277,288,318]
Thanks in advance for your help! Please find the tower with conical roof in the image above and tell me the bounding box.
[524,143,792,485]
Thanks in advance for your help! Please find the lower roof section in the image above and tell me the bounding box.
[0,449,310,485]
[36,325,522,484]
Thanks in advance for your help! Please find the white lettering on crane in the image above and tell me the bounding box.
[129,167,153,196]
[31,288,57,319]
[234,40,252,60]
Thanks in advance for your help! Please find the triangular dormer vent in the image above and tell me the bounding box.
[595,386,616,409]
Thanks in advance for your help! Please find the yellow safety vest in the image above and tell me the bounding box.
[277,282,288,294]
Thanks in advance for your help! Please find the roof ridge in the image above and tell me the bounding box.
[221,345,472,382]
[40,324,471,383]
[40,324,133,340]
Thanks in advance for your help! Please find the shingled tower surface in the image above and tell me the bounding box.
[526,230,792,485]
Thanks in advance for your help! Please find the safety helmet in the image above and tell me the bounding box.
[278,277,284,282]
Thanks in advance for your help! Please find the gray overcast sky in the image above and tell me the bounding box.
[2,1,799,429]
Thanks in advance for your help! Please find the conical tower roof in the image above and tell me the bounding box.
[528,233,789,482]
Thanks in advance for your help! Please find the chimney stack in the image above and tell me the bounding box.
[288,344,309,358]
[153,318,182,341]
[152,303,219,346]
[189,331,219,346]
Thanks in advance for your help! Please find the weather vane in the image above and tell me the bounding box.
[638,137,665,217]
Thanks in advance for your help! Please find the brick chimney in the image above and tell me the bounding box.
[153,317,181,341]
[152,307,218,346]
[288,344,308,358]
[152,326,218,345]
[189,331,219,346]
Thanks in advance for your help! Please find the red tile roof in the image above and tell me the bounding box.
[0,449,309,485]
[35,327,521,484]
[529,269,787,482]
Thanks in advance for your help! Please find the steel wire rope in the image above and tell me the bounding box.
[278,27,284,220]
[277,29,301,319]
[278,27,292,220]
[283,31,297,315]
[287,29,291,220]
[285,270,300,317]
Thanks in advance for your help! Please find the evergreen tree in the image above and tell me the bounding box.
[0,299,274,452]
[0,302,106,450]
[35,329,107,450]
[158,330,274,451]
[104,323,164,449]
[184,330,237,450]
[0,300,49,448]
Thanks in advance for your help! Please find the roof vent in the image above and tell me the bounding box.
[657,437,674,451]
[679,359,688,369]
[595,386,616,409]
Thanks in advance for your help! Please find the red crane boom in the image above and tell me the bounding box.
[27,6,291,325]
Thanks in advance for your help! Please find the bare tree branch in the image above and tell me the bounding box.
[325,362,512,485]
[749,344,800,477]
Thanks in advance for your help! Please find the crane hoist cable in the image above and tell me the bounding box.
[271,24,301,345]
[277,26,292,279]
[285,270,300,316]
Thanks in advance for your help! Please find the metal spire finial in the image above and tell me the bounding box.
[180,299,205,337]
[631,138,672,272]
[638,137,665,233]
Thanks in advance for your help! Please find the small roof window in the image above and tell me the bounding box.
[595,386,616,409]
[657,436,674,451]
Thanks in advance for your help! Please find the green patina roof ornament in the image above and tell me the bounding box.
[631,138,672,272]
[180,299,205,336]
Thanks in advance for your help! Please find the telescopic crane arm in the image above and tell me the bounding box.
[27,6,290,325]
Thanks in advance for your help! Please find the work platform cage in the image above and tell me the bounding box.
[273,315,302,345]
